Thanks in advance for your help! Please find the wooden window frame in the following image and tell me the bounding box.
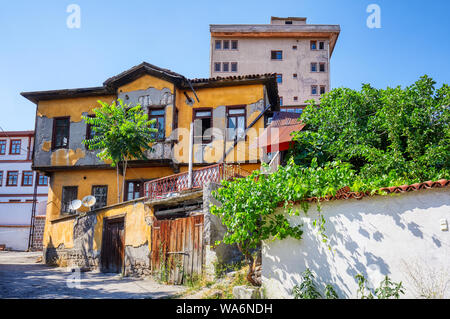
[320,86,326,95]
[6,171,19,187]
[311,85,318,95]
[0,171,3,186]
[9,139,21,155]
[124,180,150,202]
[214,62,221,72]
[215,40,222,50]
[37,173,48,186]
[52,116,70,150]
[92,185,108,210]
[223,40,230,50]
[193,108,213,144]
[276,73,283,84]
[319,41,325,50]
[310,40,317,50]
[61,186,78,214]
[21,171,34,187]
[85,114,96,147]
[0,140,6,155]
[311,63,318,72]
[148,107,166,141]
[226,105,247,142]
[231,40,238,50]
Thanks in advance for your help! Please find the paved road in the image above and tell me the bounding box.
[0,251,186,299]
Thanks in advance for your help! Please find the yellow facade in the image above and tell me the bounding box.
[26,63,277,270]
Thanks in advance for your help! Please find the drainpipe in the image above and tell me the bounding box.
[188,122,194,188]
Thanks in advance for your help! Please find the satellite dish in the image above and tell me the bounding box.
[68,199,82,211]
[82,195,97,208]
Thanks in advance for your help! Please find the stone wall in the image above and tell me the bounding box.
[31,216,46,251]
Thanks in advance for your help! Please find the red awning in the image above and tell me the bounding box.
[251,112,305,152]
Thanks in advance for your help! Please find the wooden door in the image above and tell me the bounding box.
[151,215,204,284]
[101,217,125,273]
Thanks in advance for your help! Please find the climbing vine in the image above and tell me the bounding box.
[210,76,450,286]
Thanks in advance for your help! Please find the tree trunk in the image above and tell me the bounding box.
[121,158,128,203]
[116,165,120,204]
[237,244,260,287]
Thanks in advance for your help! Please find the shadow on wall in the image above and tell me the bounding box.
[262,188,450,298]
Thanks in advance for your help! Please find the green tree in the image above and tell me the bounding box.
[290,75,450,183]
[82,99,157,203]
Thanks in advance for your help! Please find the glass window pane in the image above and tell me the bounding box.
[196,111,212,117]
[229,109,245,115]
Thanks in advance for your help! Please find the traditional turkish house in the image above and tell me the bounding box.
[21,62,279,281]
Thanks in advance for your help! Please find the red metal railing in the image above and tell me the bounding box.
[144,163,250,200]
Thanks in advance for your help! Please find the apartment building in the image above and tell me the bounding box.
[210,16,340,112]
[0,130,48,251]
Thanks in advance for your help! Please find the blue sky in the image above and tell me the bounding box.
[1,0,449,131]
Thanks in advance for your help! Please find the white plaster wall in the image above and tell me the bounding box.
[262,188,450,299]
[0,227,30,251]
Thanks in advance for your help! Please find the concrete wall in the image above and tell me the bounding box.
[262,188,450,299]
[211,37,330,106]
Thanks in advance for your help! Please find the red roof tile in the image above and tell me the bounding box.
[279,179,449,206]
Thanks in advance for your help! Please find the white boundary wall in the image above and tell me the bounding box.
[262,188,450,299]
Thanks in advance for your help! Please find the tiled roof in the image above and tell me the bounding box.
[279,179,449,206]
[189,73,276,84]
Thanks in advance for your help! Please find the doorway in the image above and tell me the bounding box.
[101,217,125,273]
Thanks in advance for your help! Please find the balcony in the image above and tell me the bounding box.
[144,163,250,200]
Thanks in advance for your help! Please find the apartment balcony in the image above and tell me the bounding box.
[144,163,250,200]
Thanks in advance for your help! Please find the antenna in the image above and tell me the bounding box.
[68,199,82,211]
[82,195,97,208]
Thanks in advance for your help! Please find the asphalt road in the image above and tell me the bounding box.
[0,251,186,299]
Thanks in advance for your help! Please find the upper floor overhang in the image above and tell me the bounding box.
[21,62,280,108]
[210,24,340,56]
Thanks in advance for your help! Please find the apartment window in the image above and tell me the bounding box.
[61,186,78,214]
[319,63,326,72]
[10,140,21,155]
[292,45,297,50]
[231,40,238,50]
[311,41,317,50]
[92,185,108,210]
[319,41,325,50]
[276,74,283,84]
[52,117,70,150]
[280,97,283,106]
[22,171,33,186]
[9,200,21,203]
[125,181,146,201]
[231,62,238,72]
[222,62,229,72]
[271,50,283,60]
[320,86,326,95]
[227,106,246,141]
[214,62,221,72]
[193,109,213,144]
[37,174,48,186]
[149,108,165,140]
[281,107,303,114]
[293,96,298,102]
[0,171,3,186]
[0,140,6,155]
[285,20,293,25]
[215,40,221,50]
[293,73,298,79]
[311,63,317,72]
[311,85,318,95]
[223,40,230,50]
[6,171,19,186]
